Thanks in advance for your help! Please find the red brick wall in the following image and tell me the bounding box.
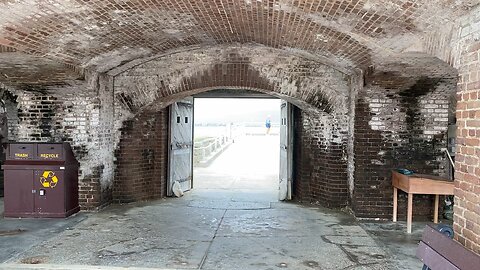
[453,40,480,253]
[293,107,349,207]
[113,109,169,202]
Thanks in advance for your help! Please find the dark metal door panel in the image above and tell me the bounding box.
[4,169,34,214]
[167,97,194,196]
[34,170,65,214]
[279,100,293,201]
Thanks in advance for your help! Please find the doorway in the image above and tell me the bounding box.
[193,98,280,202]
[166,95,294,201]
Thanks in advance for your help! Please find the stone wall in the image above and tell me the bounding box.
[1,49,459,219]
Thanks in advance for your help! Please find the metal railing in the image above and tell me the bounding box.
[194,136,229,165]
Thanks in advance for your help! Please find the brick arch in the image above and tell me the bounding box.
[112,46,353,206]
[112,90,352,206]
[111,45,355,206]
[113,45,351,120]
[139,86,326,116]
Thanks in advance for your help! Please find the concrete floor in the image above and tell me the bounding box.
[0,135,428,270]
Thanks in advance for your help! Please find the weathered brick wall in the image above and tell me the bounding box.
[447,7,480,253]
[113,108,168,203]
[293,107,349,207]
[90,73,116,209]
[3,74,116,210]
[0,91,11,197]
[353,76,456,219]
[0,110,6,197]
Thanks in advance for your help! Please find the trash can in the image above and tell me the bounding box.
[2,142,80,218]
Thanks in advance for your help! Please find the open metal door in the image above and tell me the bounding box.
[279,100,293,200]
[167,97,194,196]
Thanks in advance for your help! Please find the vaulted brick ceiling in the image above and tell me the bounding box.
[0,0,477,86]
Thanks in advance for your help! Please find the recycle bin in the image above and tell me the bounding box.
[2,142,80,218]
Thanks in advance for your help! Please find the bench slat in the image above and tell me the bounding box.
[416,241,460,270]
[420,225,480,270]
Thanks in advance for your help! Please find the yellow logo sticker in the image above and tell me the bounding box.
[40,171,59,188]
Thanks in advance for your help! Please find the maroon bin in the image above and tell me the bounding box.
[2,142,80,218]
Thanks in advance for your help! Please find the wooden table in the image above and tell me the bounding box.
[391,171,454,233]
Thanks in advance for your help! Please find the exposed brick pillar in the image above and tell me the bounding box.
[454,40,480,254]
[113,108,169,202]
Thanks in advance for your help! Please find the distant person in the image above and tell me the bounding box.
[265,115,271,135]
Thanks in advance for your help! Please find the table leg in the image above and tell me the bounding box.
[407,193,413,234]
[434,194,439,223]
[393,187,398,222]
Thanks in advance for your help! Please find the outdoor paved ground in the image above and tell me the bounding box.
[0,135,433,269]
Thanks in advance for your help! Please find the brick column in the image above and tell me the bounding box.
[454,40,480,254]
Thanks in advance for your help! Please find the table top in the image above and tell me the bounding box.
[391,171,454,195]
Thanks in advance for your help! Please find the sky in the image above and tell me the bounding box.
[194,98,281,125]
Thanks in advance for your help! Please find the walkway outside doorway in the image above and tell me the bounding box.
[193,135,279,203]
[192,97,281,203]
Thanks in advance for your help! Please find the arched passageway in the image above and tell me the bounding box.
[0,0,478,256]
[109,46,458,219]
[1,45,458,216]
[110,46,353,210]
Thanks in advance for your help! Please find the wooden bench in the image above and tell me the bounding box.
[416,224,480,270]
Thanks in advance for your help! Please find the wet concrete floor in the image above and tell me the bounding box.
[0,136,432,269]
